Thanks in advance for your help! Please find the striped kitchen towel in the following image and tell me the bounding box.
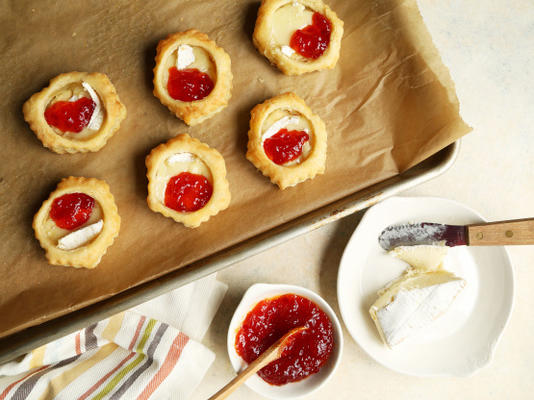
[0,274,227,400]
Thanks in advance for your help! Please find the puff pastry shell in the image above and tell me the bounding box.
[247,92,327,189]
[146,134,231,227]
[153,30,233,126]
[253,0,343,75]
[33,177,121,269]
[23,72,126,154]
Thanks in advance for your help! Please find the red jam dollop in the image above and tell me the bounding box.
[235,294,334,386]
[44,97,96,133]
[50,193,95,230]
[167,67,214,102]
[290,12,332,59]
[263,128,310,165]
[164,172,213,212]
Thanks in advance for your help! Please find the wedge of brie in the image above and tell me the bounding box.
[369,271,466,347]
[390,245,448,271]
[57,220,103,250]
[176,44,195,70]
[81,82,103,131]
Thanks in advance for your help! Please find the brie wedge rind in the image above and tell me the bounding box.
[81,82,103,131]
[369,270,466,347]
[176,44,195,70]
[57,219,104,250]
[66,82,103,131]
[281,45,295,57]
[166,152,197,164]
[390,245,448,271]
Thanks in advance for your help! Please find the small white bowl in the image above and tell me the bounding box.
[227,283,343,399]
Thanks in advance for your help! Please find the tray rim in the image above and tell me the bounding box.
[0,140,460,364]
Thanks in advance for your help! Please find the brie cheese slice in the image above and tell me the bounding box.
[57,220,104,250]
[369,271,466,347]
[82,81,103,131]
[281,45,295,57]
[390,245,448,271]
[176,44,195,70]
[166,152,197,164]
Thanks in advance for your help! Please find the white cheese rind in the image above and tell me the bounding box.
[166,152,197,164]
[57,220,104,250]
[82,81,103,131]
[373,279,465,347]
[176,44,195,70]
[281,45,295,57]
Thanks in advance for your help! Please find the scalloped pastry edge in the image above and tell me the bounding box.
[246,92,327,189]
[23,72,127,154]
[33,177,121,269]
[253,0,344,75]
[146,133,231,227]
[153,30,233,126]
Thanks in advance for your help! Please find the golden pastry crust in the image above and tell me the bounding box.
[153,30,233,126]
[253,0,344,75]
[33,177,121,269]
[246,92,327,189]
[23,72,127,154]
[146,134,231,227]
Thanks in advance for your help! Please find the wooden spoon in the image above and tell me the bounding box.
[209,326,307,400]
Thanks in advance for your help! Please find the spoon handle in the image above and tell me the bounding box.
[209,327,306,400]
[208,343,280,400]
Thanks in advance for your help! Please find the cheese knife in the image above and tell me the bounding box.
[378,218,534,251]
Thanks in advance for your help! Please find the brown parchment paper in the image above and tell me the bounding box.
[0,0,470,338]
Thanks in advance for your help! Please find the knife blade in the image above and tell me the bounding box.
[378,222,468,251]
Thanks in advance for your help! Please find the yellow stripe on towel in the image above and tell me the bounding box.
[28,345,46,369]
[36,313,126,400]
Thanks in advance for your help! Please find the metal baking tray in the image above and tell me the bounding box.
[0,140,460,364]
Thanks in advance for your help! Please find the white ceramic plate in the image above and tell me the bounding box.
[227,283,343,399]
[337,196,514,377]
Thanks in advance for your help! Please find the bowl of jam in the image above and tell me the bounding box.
[227,283,343,399]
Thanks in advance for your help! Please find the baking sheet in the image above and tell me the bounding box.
[0,0,470,338]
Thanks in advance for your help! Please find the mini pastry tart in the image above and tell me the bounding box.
[253,0,343,75]
[33,177,121,269]
[146,134,231,227]
[23,72,127,154]
[153,30,233,126]
[246,92,326,189]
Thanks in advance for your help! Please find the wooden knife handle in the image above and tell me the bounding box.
[467,218,534,245]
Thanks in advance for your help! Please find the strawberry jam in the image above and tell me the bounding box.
[164,172,213,212]
[167,67,214,102]
[50,193,95,230]
[44,97,96,133]
[290,12,332,59]
[263,128,310,165]
[235,294,334,386]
